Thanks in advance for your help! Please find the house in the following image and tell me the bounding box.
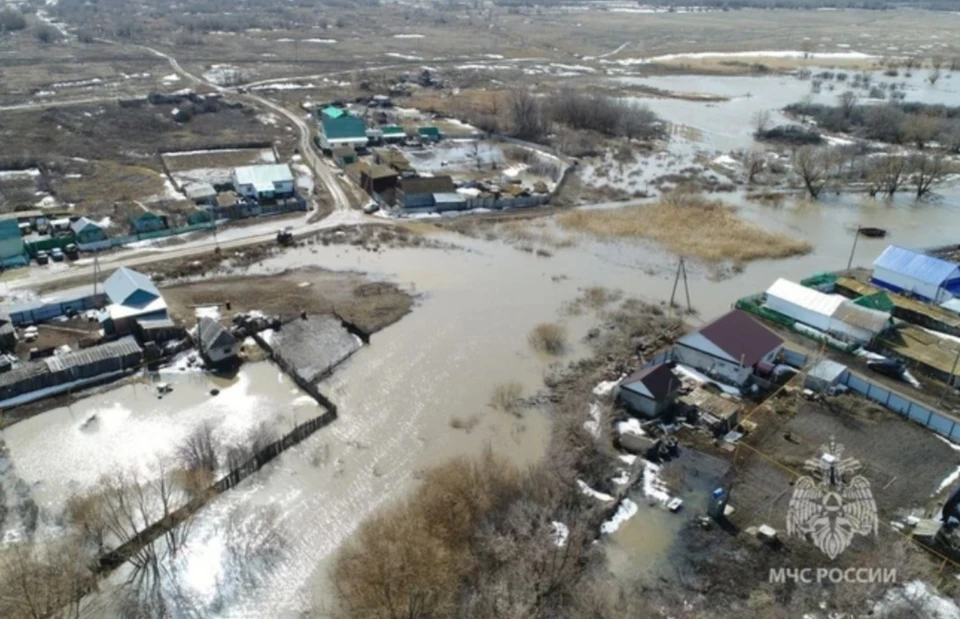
[196,316,239,365]
[99,267,168,337]
[418,126,441,142]
[764,278,890,345]
[398,176,457,210]
[381,125,406,144]
[0,218,28,268]
[232,164,295,201]
[674,310,784,387]
[617,363,681,418]
[332,146,358,167]
[871,246,960,303]
[70,217,107,245]
[130,212,168,234]
[359,165,399,196]
[318,108,368,151]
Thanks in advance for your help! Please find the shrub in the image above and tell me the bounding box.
[0,8,27,31]
[489,381,523,414]
[528,322,567,355]
[32,23,60,43]
[756,124,823,145]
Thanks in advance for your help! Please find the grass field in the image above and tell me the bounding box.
[556,193,812,263]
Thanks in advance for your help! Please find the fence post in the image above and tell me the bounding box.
[928,410,934,426]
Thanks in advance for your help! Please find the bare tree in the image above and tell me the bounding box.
[867,155,909,198]
[794,146,830,199]
[176,422,219,477]
[752,109,771,136]
[837,90,858,118]
[507,88,548,142]
[745,149,766,183]
[900,114,939,150]
[927,67,942,86]
[0,537,93,619]
[909,153,951,199]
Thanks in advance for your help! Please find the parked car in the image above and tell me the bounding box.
[64,243,79,260]
[35,251,49,265]
[50,247,64,262]
[363,201,380,214]
[867,358,906,379]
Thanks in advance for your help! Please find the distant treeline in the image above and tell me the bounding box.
[495,0,959,10]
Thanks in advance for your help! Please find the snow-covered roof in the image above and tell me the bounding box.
[70,216,101,234]
[233,164,294,192]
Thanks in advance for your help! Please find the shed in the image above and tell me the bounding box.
[765,278,889,345]
[804,359,849,394]
[359,165,399,196]
[70,217,107,244]
[197,316,239,365]
[232,164,295,200]
[618,363,681,418]
[399,176,457,210]
[0,219,27,268]
[871,245,960,303]
[679,387,741,434]
[418,126,441,142]
[129,212,167,234]
[184,182,217,204]
[381,125,406,143]
[373,148,414,174]
[432,192,467,212]
[332,146,358,167]
[675,310,784,386]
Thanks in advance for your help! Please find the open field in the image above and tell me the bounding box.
[557,194,812,264]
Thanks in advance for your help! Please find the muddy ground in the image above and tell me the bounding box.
[164,268,413,337]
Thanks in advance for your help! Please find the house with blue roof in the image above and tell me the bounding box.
[871,245,960,303]
[99,267,169,337]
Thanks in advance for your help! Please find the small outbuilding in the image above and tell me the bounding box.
[617,363,681,418]
[871,245,960,303]
[674,310,784,387]
[196,317,239,365]
[418,126,441,142]
[804,359,849,394]
[764,278,890,345]
[70,217,107,244]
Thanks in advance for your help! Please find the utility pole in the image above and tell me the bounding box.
[669,257,692,313]
[92,252,101,297]
[938,346,960,407]
[846,225,861,271]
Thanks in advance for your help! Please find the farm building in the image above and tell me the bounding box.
[380,125,406,144]
[318,108,368,150]
[0,337,143,406]
[617,363,681,418]
[418,126,441,142]
[674,310,784,387]
[764,278,890,345]
[372,148,415,175]
[100,267,169,337]
[871,245,960,303]
[70,217,107,245]
[359,165,399,197]
[398,176,457,211]
[184,182,217,205]
[196,317,239,365]
[130,212,168,234]
[332,146,358,167]
[0,218,28,268]
[232,164,295,201]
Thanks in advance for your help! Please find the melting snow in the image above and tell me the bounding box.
[583,403,601,438]
[936,465,960,495]
[551,521,569,547]
[616,418,644,437]
[593,378,619,397]
[600,499,639,534]
[577,480,614,502]
[641,461,671,504]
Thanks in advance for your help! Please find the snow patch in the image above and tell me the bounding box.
[583,403,601,438]
[936,465,960,496]
[600,499,639,534]
[385,52,423,61]
[616,418,644,437]
[195,305,221,321]
[593,378,619,397]
[641,461,670,504]
[551,521,569,547]
[577,480,614,502]
[393,34,424,39]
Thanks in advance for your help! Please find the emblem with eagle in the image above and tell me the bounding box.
[786,439,878,559]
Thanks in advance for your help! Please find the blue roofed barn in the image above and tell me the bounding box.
[871,245,960,303]
[617,362,681,418]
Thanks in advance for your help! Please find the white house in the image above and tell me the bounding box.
[197,317,239,365]
[764,278,889,345]
[674,310,784,387]
[871,245,960,303]
[232,164,295,201]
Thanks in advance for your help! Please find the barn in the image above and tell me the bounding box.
[871,245,960,303]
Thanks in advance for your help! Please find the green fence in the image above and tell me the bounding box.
[736,294,859,354]
[24,236,74,257]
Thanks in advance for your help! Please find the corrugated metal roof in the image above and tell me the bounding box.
[831,301,889,333]
[198,316,236,350]
[322,115,368,140]
[679,310,783,367]
[322,106,345,119]
[766,278,844,317]
[620,363,679,401]
[873,245,960,286]
[44,337,142,372]
[70,216,101,234]
[808,359,847,383]
[104,267,159,307]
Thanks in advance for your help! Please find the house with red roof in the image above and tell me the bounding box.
[674,310,784,387]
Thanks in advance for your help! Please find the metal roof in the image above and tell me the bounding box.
[678,310,783,367]
[433,192,465,204]
[873,245,960,286]
[766,278,844,317]
[381,125,405,135]
[808,359,847,383]
[233,165,294,193]
[70,216,101,235]
[620,363,679,401]
[198,316,236,350]
[831,301,890,333]
[322,106,346,119]
[321,114,367,140]
[103,267,160,307]
[44,337,142,373]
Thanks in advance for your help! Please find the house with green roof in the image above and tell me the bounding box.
[417,126,442,142]
[381,125,406,144]
[318,108,369,151]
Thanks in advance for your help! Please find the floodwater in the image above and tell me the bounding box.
[1,361,317,521]
[126,178,960,615]
[618,68,960,152]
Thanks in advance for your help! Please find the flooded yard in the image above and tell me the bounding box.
[1,360,318,522]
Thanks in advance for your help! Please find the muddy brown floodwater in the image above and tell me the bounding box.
[74,178,960,616]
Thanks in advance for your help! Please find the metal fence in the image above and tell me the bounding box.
[9,293,107,325]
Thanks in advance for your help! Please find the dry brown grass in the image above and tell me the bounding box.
[489,382,524,415]
[556,193,811,263]
[528,322,568,356]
